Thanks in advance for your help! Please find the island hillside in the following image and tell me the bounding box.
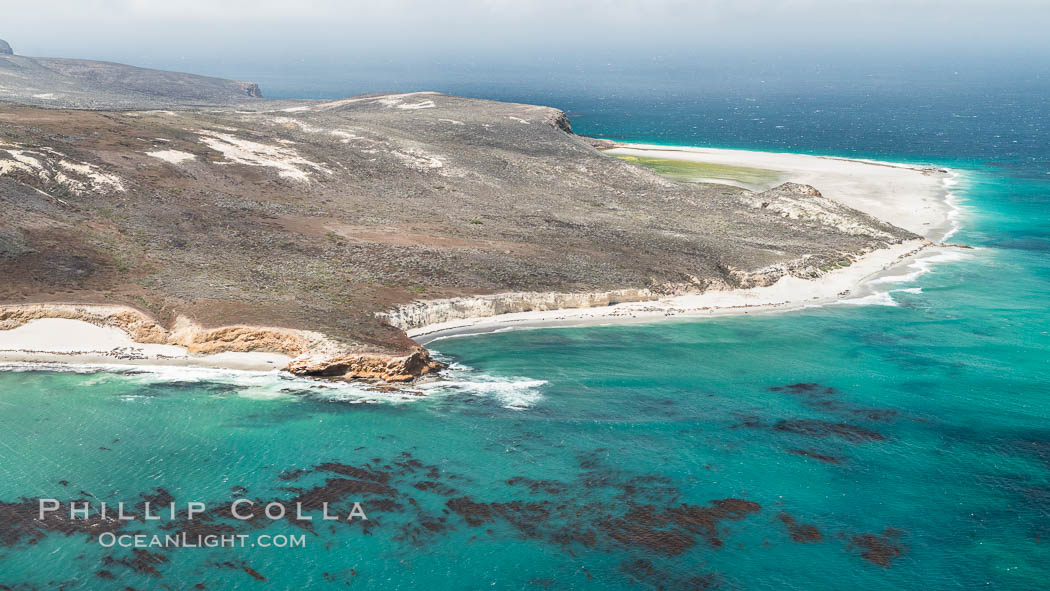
[0,38,918,380]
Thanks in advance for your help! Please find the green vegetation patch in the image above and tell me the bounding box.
[615,154,783,189]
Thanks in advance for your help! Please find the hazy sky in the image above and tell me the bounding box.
[3,0,1048,65]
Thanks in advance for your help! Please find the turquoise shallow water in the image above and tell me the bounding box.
[2,77,1049,589]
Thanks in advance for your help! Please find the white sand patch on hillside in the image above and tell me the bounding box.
[270,117,364,143]
[329,130,361,143]
[56,160,125,191]
[312,92,440,111]
[146,150,196,164]
[439,119,465,125]
[0,153,41,176]
[0,144,125,193]
[393,99,435,110]
[127,110,178,118]
[271,117,324,133]
[377,95,436,109]
[507,116,530,124]
[198,130,330,182]
[5,149,44,169]
[394,149,444,171]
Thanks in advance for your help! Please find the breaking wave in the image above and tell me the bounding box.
[414,361,547,410]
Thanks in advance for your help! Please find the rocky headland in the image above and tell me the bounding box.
[0,38,941,381]
[0,38,266,109]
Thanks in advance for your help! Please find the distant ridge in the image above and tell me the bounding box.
[0,37,263,109]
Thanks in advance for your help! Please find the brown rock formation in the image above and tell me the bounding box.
[283,348,444,382]
[238,81,263,98]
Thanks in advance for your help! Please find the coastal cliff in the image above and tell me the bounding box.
[239,82,264,98]
[380,289,658,331]
[378,240,906,335]
[0,304,443,381]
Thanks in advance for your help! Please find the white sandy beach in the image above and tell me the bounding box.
[0,318,291,370]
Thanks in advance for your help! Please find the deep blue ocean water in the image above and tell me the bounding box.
[0,61,1048,589]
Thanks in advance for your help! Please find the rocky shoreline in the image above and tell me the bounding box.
[0,238,931,383]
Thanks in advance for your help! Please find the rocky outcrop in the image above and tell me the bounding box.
[284,348,444,382]
[550,111,574,134]
[169,321,321,356]
[239,81,263,98]
[741,183,906,241]
[0,50,268,108]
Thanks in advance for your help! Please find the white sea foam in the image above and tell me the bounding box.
[867,248,973,287]
[0,359,547,408]
[833,167,973,308]
[416,375,547,410]
[940,171,966,242]
[0,362,395,403]
[837,245,973,307]
[837,291,899,307]
[116,365,438,404]
[415,358,547,409]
